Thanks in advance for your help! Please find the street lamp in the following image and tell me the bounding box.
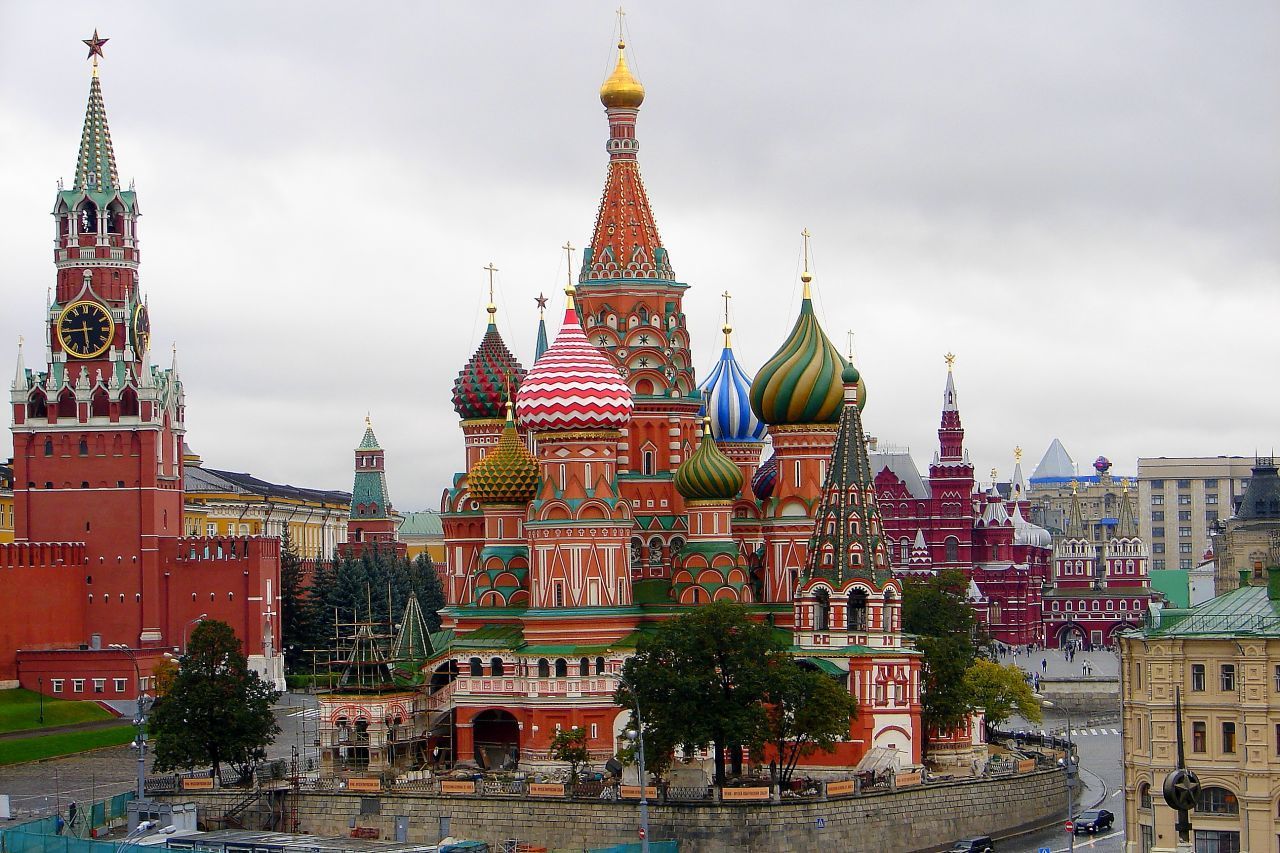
[617,672,651,853]
[108,644,151,803]
[37,676,44,724]
[1040,697,1078,852]
[183,614,207,654]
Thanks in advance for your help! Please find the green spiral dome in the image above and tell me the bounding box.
[468,405,539,505]
[750,296,864,425]
[675,421,745,502]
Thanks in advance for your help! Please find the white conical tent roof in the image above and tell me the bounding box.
[1031,438,1075,481]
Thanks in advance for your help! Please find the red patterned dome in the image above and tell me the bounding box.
[516,296,632,432]
[452,316,526,421]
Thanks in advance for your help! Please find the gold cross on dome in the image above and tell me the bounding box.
[562,241,576,289]
[721,291,731,325]
[483,262,498,304]
[991,468,998,482]
[1014,445,1023,463]
[801,228,812,271]
[944,352,955,370]
[846,330,855,361]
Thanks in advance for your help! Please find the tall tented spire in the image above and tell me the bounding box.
[1116,479,1138,538]
[390,592,432,667]
[351,418,392,520]
[581,32,672,282]
[73,63,119,193]
[938,353,964,461]
[12,337,25,392]
[800,364,890,586]
[534,293,550,361]
[1010,446,1027,502]
[1068,479,1085,538]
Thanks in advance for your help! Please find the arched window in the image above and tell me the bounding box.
[120,387,139,417]
[579,657,590,677]
[814,588,830,631]
[642,450,656,476]
[537,658,550,678]
[490,657,503,677]
[630,537,644,569]
[44,439,54,456]
[79,439,89,456]
[884,589,897,632]
[1138,782,1151,809]
[28,392,47,419]
[91,389,109,418]
[78,201,98,232]
[469,657,483,677]
[648,537,663,567]
[900,539,910,563]
[596,656,606,675]
[57,389,76,419]
[554,658,568,678]
[848,589,868,631]
[989,600,1002,624]
[945,537,959,563]
[1196,786,1238,815]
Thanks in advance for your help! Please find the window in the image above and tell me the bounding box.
[72,679,84,693]
[1192,721,1206,752]
[554,658,567,678]
[1191,664,1205,691]
[1151,511,1164,522]
[554,582,565,608]
[490,658,503,677]
[1139,782,1152,809]
[1153,527,1165,538]
[469,657,483,677]
[1180,559,1193,569]
[1180,543,1193,554]
[113,678,126,692]
[1154,560,1166,570]
[1275,723,1280,756]
[537,658,550,678]
[596,656,606,675]
[590,723,598,739]
[1176,479,1191,489]
[814,588,830,631]
[1178,510,1192,521]
[1196,786,1239,814]
[1153,543,1165,554]
[1179,527,1192,537]
[1274,664,1280,692]
[1178,495,1192,506]
[1206,494,1218,505]
[579,657,589,677]
[1205,479,1218,489]
[206,523,216,537]
[1221,664,1235,691]
[944,537,959,562]
[50,679,63,694]
[1206,510,1218,523]
[1152,495,1164,506]
[1222,721,1236,753]
[1194,830,1239,853]
[848,589,868,631]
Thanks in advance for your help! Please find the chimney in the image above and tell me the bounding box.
[1239,569,1252,589]
[1268,566,1280,601]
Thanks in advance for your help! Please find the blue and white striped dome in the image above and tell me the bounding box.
[699,343,766,443]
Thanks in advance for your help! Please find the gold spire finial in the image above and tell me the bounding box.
[702,415,713,436]
[800,228,813,298]
[944,352,956,371]
[1014,445,1023,463]
[562,242,577,309]
[483,262,498,319]
[990,467,998,482]
[600,10,644,109]
[721,290,733,346]
[365,413,371,428]
[1070,478,1079,495]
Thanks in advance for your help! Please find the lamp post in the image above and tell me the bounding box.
[617,672,651,853]
[108,644,151,803]
[183,614,207,654]
[37,676,44,724]
[1040,697,1077,852]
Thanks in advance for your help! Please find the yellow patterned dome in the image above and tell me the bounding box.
[600,41,645,109]
[674,419,744,502]
[468,403,539,505]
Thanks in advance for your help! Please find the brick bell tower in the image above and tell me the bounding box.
[9,33,184,647]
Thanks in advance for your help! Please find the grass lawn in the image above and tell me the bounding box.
[0,688,114,734]
[0,724,134,766]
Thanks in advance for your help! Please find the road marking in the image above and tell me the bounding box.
[1112,789,1122,797]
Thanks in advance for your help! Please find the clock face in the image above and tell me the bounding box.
[57,301,115,359]
[132,304,151,356]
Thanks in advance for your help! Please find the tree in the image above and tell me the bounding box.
[962,659,1042,728]
[411,553,445,633]
[617,601,781,784]
[902,571,980,738]
[149,620,281,783]
[151,656,178,698]
[760,661,857,785]
[549,726,590,782]
[279,528,319,673]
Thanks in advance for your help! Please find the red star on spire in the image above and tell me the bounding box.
[535,293,549,311]
[83,29,109,62]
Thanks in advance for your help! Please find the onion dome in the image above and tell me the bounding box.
[468,402,539,505]
[675,419,745,502]
[452,306,526,421]
[1011,504,1053,548]
[699,316,766,443]
[600,40,645,109]
[752,452,779,500]
[750,267,863,426]
[516,288,633,432]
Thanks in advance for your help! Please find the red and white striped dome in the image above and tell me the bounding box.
[516,303,632,432]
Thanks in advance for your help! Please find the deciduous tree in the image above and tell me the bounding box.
[760,661,857,784]
[962,659,1042,728]
[902,570,980,738]
[549,725,590,781]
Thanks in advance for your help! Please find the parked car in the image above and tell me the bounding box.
[1072,809,1114,834]
[949,837,994,853]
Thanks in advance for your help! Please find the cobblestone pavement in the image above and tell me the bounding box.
[0,692,318,817]
[999,646,1120,680]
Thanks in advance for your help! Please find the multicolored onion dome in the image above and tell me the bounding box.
[468,403,539,505]
[752,452,779,500]
[452,315,526,421]
[749,284,861,425]
[600,40,645,109]
[699,340,766,443]
[675,419,745,502]
[516,295,633,432]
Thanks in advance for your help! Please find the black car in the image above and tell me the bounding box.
[949,838,994,853]
[1072,809,1114,834]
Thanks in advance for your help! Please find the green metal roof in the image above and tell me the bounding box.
[798,656,846,676]
[398,510,444,537]
[1149,569,1190,609]
[1145,583,1280,638]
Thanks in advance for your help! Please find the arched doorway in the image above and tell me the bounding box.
[430,660,459,693]
[471,709,520,770]
[1057,623,1086,648]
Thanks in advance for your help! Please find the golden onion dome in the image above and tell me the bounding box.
[468,403,539,506]
[674,419,744,502]
[600,41,645,109]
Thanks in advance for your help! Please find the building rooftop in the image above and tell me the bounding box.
[1144,577,1280,638]
[398,510,444,537]
[185,465,350,507]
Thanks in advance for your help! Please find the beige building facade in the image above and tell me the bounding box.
[1120,570,1280,853]
[1137,457,1255,573]
[1210,458,1280,598]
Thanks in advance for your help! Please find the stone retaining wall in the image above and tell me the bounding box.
[171,768,1066,853]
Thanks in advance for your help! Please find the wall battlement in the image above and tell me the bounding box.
[0,541,87,568]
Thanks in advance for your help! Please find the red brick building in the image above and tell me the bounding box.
[2,41,281,698]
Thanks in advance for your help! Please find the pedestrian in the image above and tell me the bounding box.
[1041,658,1047,674]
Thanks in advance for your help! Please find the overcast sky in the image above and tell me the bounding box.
[0,2,1276,510]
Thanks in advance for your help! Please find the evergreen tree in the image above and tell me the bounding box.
[278,529,317,673]
[411,553,445,633]
[149,620,281,783]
